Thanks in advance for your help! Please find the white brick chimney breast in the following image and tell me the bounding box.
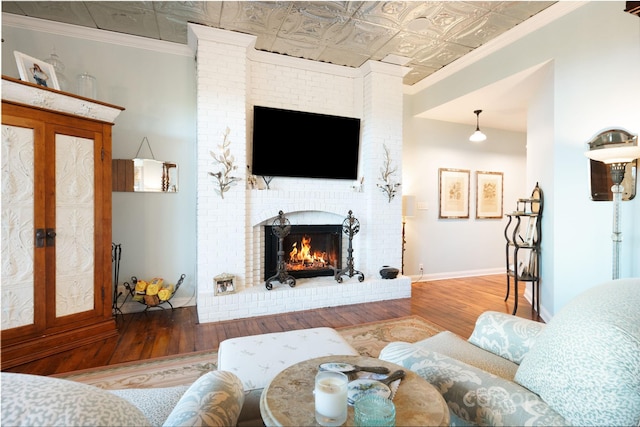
[188,24,410,322]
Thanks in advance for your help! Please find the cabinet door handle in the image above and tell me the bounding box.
[35,229,46,248]
[46,229,57,247]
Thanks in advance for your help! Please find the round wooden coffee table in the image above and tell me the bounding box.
[260,355,449,426]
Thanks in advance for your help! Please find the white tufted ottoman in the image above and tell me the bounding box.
[218,327,358,426]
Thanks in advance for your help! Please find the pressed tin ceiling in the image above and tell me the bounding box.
[2,1,555,86]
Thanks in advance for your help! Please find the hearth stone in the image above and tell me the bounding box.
[198,276,412,323]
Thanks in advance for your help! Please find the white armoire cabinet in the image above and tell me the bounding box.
[1,76,124,369]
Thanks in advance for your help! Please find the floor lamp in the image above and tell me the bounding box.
[401,195,416,274]
[584,129,640,279]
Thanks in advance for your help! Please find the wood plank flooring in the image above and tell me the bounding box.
[4,274,540,376]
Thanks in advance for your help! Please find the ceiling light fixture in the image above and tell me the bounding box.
[469,110,487,142]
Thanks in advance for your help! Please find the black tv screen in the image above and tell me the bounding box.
[251,106,361,180]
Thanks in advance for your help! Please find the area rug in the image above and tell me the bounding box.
[55,315,442,390]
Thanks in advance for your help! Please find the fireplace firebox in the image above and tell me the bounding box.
[264,225,342,280]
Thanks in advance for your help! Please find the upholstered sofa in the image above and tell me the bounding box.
[380,278,640,426]
[1,369,244,427]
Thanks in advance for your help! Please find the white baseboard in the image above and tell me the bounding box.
[523,286,552,323]
[410,267,505,283]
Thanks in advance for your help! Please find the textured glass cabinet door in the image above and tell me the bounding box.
[55,133,95,317]
[1,126,98,330]
[1,124,36,330]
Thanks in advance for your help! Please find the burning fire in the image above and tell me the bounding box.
[288,235,328,270]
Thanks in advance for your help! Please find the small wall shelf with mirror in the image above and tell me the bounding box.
[112,158,178,192]
[504,183,543,316]
[112,136,178,192]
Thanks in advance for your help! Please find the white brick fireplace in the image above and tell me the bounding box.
[188,24,410,323]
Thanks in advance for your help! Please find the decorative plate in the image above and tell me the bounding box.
[319,362,354,372]
[347,379,391,405]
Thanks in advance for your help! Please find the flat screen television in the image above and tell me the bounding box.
[251,106,361,180]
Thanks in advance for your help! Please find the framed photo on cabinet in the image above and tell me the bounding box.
[14,51,60,90]
[476,171,504,219]
[439,168,470,218]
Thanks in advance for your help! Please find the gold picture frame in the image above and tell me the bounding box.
[476,171,504,219]
[438,168,470,219]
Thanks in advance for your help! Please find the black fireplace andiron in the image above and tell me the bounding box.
[265,211,297,290]
[335,210,365,283]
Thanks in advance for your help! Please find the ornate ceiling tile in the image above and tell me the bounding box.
[220,1,289,37]
[318,45,370,68]
[83,2,160,39]
[420,1,489,41]
[6,1,96,28]
[154,2,222,42]
[330,19,399,57]
[375,31,440,60]
[414,40,473,69]
[491,1,557,21]
[3,1,557,86]
[277,3,351,45]
[353,1,440,29]
[153,1,222,23]
[447,10,521,49]
[269,37,325,62]
[402,63,440,85]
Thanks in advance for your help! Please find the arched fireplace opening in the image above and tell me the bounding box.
[264,224,343,280]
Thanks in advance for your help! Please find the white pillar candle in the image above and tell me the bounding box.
[316,377,347,416]
[315,371,348,426]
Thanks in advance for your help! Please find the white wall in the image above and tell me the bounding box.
[402,117,527,279]
[406,1,640,316]
[2,15,198,309]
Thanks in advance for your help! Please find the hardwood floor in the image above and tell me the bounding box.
[4,274,540,376]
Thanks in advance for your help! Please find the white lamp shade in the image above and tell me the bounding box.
[585,129,639,163]
[469,130,487,142]
[584,145,640,164]
[402,195,416,217]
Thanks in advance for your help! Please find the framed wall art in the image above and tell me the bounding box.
[14,51,60,90]
[476,171,504,219]
[439,168,470,219]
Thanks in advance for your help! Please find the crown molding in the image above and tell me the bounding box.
[404,2,588,95]
[2,13,192,57]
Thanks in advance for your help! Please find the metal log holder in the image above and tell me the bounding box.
[335,210,365,283]
[265,210,297,290]
[124,274,186,311]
